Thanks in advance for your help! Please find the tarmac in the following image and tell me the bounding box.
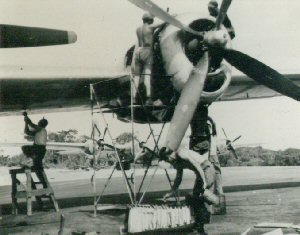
[1,166,300,234]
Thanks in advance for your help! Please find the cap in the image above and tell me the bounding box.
[208,0,218,7]
[39,118,48,128]
[142,13,154,20]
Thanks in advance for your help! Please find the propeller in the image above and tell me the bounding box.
[128,0,300,101]
[221,49,300,101]
[128,0,300,152]
[215,0,232,29]
[0,24,77,48]
[222,128,241,159]
[164,52,209,151]
[128,0,203,37]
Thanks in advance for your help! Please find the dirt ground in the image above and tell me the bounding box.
[2,166,300,234]
[2,186,300,235]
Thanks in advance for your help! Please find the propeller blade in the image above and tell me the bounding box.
[0,24,77,48]
[215,0,232,29]
[164,52,209,151]
[229,145,238,159]
[223,48,300,101]
[232,135,242,143]
[222,128,228,139]
[128,0,203,37]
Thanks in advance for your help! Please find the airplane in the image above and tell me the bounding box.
[1,0,300,155]
[0,0,299,164]
[1,0,300,201]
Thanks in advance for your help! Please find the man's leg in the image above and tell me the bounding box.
[132,76,140,104]
[143,64,152,104]
[21,145,35,167]
[34,147,47,188]
[132,49,142,104]
[140,48,153,105]
[213,164,223,195]
[208,154,223,195]
[190,105,210,154]
[209,155,226,214]
[190,177,210,234]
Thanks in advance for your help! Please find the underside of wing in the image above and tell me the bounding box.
[0,74,129,116]
[220,74,300,101]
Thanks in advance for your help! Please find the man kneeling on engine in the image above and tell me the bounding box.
[159,147,220,234]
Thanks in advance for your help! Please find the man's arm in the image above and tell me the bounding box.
[136,27,142,47]
[25,116,42,131]
[24,123,36,136]
[24,115,42,136]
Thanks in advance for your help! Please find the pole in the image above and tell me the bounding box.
[130,75,136,204]
[90,85,98,218]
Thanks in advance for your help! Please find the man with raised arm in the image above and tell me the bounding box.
[22,112,48,186]
[133,13,162,105]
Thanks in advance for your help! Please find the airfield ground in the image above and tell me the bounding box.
[1,166,300,234]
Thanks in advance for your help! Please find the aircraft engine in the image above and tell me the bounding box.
[159,13,232,104]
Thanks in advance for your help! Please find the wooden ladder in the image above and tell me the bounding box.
[10,167,59,216]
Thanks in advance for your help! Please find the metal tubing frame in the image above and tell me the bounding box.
[90,76,175,208]
[90,85,134,217]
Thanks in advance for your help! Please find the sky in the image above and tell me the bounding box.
[1,0,300,154]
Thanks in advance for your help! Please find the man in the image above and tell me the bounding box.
[208,0,235,71]
[160,148,219,234]
[208,0,235,40]
[22,112,48,186]
[133,13,160,105]
[190,113,225,208]
[206,116,223,194]
[189,105,211,155]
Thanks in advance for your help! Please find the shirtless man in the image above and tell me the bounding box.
[22,112,48,187]
[133,13,160,105]
[208,0,235,40]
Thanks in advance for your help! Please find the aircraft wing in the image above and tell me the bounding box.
[1,71,300,117]
[0,71,130,116]
[0,141,86,151]
[220,73,300,101]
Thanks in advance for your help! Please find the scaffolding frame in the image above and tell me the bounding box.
[89,76,177,217]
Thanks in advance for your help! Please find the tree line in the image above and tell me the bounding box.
[1,130,300,168]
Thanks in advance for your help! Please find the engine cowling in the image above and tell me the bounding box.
[159,13,232,104]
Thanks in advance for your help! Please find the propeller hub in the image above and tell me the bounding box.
[204,30,229,48]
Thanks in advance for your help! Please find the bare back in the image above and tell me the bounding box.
[34,128,47,146]
[136,24,154,47]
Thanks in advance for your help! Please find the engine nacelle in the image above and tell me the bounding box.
[160,13,232,104]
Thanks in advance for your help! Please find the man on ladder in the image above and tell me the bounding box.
[21,112,48,187]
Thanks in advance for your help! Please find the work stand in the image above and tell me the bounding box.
[10,167,59,216]
[88,77,179,218]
